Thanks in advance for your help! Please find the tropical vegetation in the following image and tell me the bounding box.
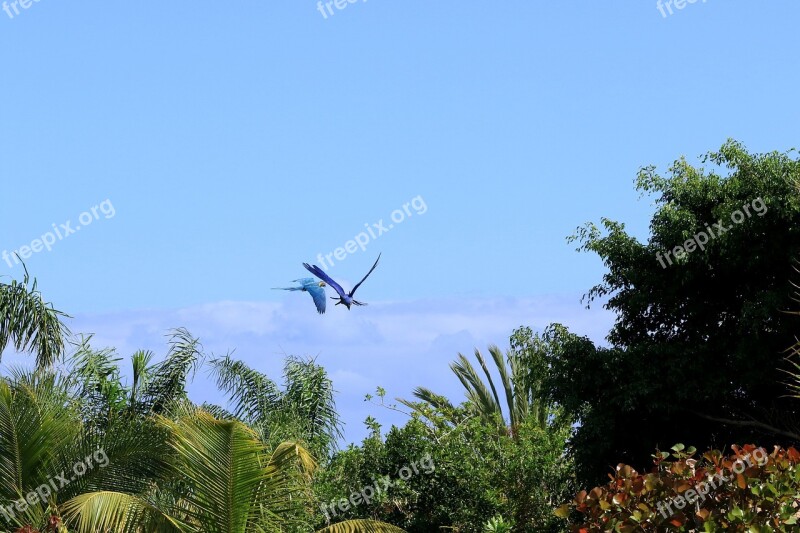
[2,140,800,531]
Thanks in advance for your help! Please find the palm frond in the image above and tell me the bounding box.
[61,491,188,533]
[316,519,408,533]
[140,328,203,414]
[281,356,343,454]
[158,408,313,531]
[130,349,155,406]
[488,345,516,428]
[0,266,70,367]
[208,354,281,423]
[451,353,502,424]
[66,336,127,425]
[400,328,556,436]
[475,347,504,420]
[201,402,238,420]
[65,414,172,499]
[405,386,455,412]
[0,370,82,501]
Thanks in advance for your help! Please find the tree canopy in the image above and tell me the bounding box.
[551,140,800,485]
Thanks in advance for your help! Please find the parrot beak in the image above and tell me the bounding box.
[319,282,326,287]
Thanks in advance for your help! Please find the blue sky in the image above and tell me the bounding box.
[2,1,799,444]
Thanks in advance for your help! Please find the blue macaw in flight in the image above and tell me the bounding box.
[272,278,327,314]
[303,253,381,310]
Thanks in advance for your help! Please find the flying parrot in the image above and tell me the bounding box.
[303,253,381,310]
[272,278,327,314]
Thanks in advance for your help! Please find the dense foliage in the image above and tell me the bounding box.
[0,287,398,532]
[311,329,578,532]
[559,443,800,532]
[554,140,800,485]
[3,140,800,532]
[314,400,574,532]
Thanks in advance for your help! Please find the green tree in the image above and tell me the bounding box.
[315,412,504,532]
[314,327,576,532]
[557,140,800,485]
[208,354,343,460]
[316,403,572,532]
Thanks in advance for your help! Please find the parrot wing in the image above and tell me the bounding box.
[303,281,327,314]
[349,253,381,296]
[303,263,347,300]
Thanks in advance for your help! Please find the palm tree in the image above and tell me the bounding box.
[65,328,204,448]
[62,405,405,533]
[208,354,342,460]
[0,339,402,532]
[0,267,402,531]
[0,368,83,530]
[0,266,70,368]
[62,405,311,531]
[401,327,551,437]
[0,359,174,532]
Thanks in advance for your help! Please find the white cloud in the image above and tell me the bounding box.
[3,293,614,445]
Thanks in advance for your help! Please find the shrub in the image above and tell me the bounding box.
[557,443,800,532]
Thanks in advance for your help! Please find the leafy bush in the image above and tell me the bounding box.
[314,409,574,532]
[557,443,800,532]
